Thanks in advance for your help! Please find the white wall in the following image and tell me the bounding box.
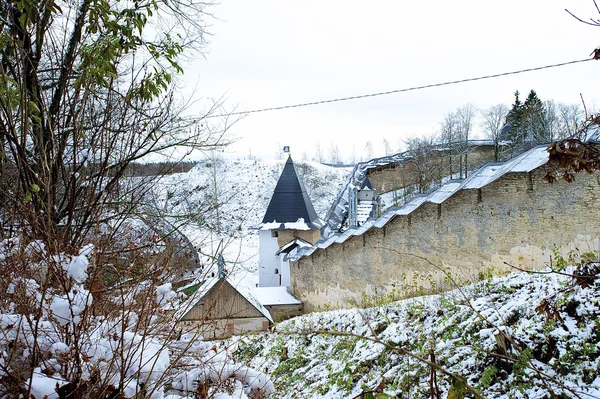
[358,189,374,202]
[258,230,283,287]
[280,259,290,287]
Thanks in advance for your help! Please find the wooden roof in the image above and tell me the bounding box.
[179,277,273,323]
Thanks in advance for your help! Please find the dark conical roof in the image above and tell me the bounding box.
[262,156,321,229]
[360,176,374,191]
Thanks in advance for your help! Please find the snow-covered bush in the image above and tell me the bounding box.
[0,237,274,399]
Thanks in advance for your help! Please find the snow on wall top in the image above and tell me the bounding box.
[289,145,551,262]
[586,124,600,143]
[462,145,548,189]
[322,140,499,236]
[254,286,302,306]
[425,181,463,204]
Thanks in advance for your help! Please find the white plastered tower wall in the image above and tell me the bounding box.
[258,230,284,287]
[280,258,291,286]
[258,155,323,288]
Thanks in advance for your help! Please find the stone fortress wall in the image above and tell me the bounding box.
[291,148,600,311]
[367,144,495,194]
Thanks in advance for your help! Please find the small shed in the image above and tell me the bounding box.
[178,276,273,339]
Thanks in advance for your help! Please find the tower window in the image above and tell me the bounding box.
[271,231,279,237]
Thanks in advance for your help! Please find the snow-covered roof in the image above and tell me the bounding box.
[177,276,273,323]
[276,238,313,256]
[289,145,552,262]
[586,125,600,143]
[260,156,322,230]
[323,140,514,233]
[254,286,302,306]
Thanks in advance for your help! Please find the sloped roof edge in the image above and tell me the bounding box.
[289,145,551,262]
[261,156,321,226]
[177,276,273,323]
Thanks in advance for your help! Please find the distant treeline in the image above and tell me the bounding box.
[125,161,198,177]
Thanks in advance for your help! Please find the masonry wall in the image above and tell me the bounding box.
[277,229,321,247]
[291,167,600,310]
[368,145,495,193]
[265,303,304,322]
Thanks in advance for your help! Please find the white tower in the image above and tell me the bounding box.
[258,155,323,287]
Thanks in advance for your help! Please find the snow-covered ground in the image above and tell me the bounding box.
[5,155,600,398]
[0,159,350,398]
[232,264,600,398]
[0,241,277,399]
[149,158,350,290]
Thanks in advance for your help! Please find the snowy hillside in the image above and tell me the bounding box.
[148,158,349,283]
[232,264,600,398]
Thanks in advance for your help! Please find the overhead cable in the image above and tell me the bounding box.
[205,58,593,119]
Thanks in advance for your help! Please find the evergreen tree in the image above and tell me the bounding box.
[505,90,552,150]
[522,90,548,143]
[505,91,524,144]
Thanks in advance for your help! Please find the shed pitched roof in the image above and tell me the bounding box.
[254,286,302,306]
[261,156,321,229]
[177,276,273,323]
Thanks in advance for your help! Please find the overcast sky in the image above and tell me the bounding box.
[178,0,600,162]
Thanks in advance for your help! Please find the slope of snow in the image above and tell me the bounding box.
[232,266,600,398]
[148,158,349,289]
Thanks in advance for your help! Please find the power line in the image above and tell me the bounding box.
[206,58,593,119]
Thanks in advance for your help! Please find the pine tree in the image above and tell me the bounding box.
[505,91,524,144]
[522,90,548,143]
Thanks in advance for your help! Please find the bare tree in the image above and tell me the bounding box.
[481,104,509,161]
[314,142,325,163]
[404,135,438,194]
[328,142,340,165]
[365,140,374,160]
[558,103,584,138]
[438,111,460,177]
[382,138,393,156]
[541,2,600,186]
[0,0,250,396]
[0,0,230,250]
[543,100,560,143]
[457,103,477,143]
[456,103,477,177]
